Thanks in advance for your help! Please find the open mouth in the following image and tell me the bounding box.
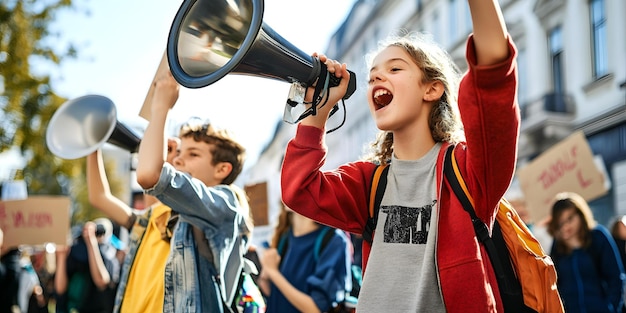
[373,87,393,109]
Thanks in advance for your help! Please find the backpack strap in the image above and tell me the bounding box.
[276,232,289,268]
[443,145,525,310]
[443,145,505,273]
[442,146,490,241]
[363,164,389,244]
[313,226,336,261]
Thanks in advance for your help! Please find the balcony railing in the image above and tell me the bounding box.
[520,92,575,120]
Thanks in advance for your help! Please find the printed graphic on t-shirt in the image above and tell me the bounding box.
[381,200,437,244]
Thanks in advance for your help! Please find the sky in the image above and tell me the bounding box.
[0,0,357,180]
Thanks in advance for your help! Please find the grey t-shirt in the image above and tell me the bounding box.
[357,143,446,313]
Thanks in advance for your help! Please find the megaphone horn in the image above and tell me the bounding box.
[166,0,356,98]
[46,95,141,160]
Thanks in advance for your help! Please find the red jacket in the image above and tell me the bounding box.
[281,36,519,313]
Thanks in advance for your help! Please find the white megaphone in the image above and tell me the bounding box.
[46,95,141,160]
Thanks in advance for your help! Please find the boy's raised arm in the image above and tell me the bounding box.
[137,73,179,189]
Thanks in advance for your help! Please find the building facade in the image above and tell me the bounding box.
[242,0,626,246]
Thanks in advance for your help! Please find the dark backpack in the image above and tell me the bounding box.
[277,226,359,313]
[362,145,564,313]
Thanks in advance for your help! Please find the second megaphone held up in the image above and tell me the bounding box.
[166,0,356,98]
[46,95,141,160]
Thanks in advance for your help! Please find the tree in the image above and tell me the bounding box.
[0,0,125,224]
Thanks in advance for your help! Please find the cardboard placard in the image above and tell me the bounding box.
[244,182,269,226]
[516,131,608,222]
[139,50,169,121]
[0,196,70,247]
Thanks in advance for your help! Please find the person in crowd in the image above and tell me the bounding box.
[612,215,626,301]
[54,218,120,313]
[611,215,626,313]
[611,215,626,269]
[0,226,22,313]
[0,229,51,313]
[259,202,351,313]
[548,192,625,313]
[279,0,518,311]
[86,138,178,313]
[136,71,260,312]
[19,248,50,313]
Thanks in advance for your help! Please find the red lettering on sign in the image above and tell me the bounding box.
[12,211,53,228]
[13,211,24,226]
[537,149,578,189]
[0,205,6,229]
[577,169,593,188]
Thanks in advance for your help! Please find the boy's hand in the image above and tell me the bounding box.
[152,72,180,115]
[166,137,181,164]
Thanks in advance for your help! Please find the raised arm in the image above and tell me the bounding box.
[136,73,180,189]
[82,222,112,290]
[54,245,69,295]
[87,150,135,229]
[468,0,509,65]
[460,0,519,221]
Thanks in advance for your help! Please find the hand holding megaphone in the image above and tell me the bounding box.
[282,53,354,129]
[312,54,357,101]
[301,53,352,123]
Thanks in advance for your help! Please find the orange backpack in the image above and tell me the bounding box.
[364,146,564,313]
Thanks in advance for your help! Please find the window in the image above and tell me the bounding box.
[549,26,564,95]
[590,0,608,78]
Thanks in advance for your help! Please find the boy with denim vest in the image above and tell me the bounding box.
[136,71,255,313]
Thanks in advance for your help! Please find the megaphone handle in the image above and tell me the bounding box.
[328,70,357,100]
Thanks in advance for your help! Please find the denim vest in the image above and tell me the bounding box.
[147,163,248,313]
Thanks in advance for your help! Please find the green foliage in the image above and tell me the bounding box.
[0,0,129,227]
[1,1,78,193]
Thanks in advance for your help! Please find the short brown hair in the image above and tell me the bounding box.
[179,121,246,185]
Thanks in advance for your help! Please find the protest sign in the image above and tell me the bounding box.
[245,181,269,226]
[0,196,70,247]
[517,131,608,222]
[139,50,169,121]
